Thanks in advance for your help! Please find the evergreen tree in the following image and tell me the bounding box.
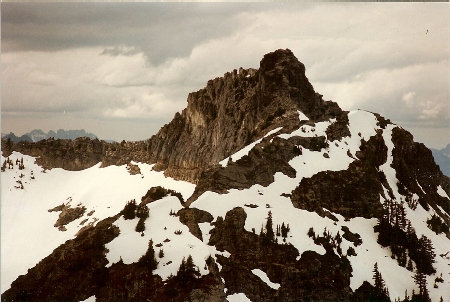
[372,263,389,299]
[415,235,436,274]
[413,270,430,302]
[158,249,164,258]
[138,239,158,270]
[266,211,274,240]
[373,263,384,292]
[335,231,342,246]
[19,157,24,170]
[185,255,200,278]
[263,211,274,244]
[407,258,414,271]
[177,254,199,284]
[122,199,137,220]
[135,219,145,233]
[281,222,289,239]
[178,257,186,277]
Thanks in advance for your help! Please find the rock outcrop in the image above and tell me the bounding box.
[146,49,347,182]
[2,49,348,183]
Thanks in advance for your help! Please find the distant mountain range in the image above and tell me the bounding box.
[1,129,98,143]
[431,144,450,177]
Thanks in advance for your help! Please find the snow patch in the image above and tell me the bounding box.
[379,125,401,201]
[220,127,282,167]
[79,296,96,302]
[278,120,331,140]
[226,292,252,302]
[297,110,309,121]
[436,185,449,199]
[251,269,280,290]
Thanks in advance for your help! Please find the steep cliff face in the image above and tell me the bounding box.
[1,138,152,171]
[146,49,341,181]
[2,49,346,183]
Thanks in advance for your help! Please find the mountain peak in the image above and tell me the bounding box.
[145,49,334,182]
[1,49,449,302]
[260,48,304,73]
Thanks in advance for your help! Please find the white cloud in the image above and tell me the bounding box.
[402,92,416,106]
[2,3,449,147]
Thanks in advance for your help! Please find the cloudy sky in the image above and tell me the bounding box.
[1,2,449,148]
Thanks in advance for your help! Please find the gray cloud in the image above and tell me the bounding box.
[2,2,259,64]
[1,2,449,147]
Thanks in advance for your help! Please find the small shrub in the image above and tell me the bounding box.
[307,227,315,238]
[347,246,357,256]
[122,200,137,220]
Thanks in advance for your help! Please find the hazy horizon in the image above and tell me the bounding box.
[2,2,449,148]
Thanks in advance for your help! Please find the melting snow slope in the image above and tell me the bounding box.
[192,110,450,302]
[1,152,195,293]
[105,196,212,280]
[2,110,449,301]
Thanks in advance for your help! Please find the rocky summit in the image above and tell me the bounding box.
[1,49,449,302]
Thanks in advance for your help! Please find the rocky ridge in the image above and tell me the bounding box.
[2,49,348,183]
[2,49,449,302]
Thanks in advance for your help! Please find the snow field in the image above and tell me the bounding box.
[226,292,252,302]
[3,110,449,301]
[193,111,449,301]
[278,120,332,140]
[105,196,212,280]
[220,127,283,167]
[251,269,280,290]
[1,152,195,293]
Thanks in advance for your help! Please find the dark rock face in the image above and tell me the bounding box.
[291,131,389,219]
[1,49,349,184]
[145,49,352,182]
[1,211,224,302]
[96,261,225,302]
[2,132,33,143]
[209,207,353,302]
[1,138,152,171]
[177,208,214,241]
[146,49,327,182]
[187,135,300,205]
[391,127,450,215]
[49,204,86,231]
[1,217,120,302]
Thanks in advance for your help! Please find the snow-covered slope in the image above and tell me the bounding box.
[2,110,449,302]
[2,48,449,302]
[1,152,194,292]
